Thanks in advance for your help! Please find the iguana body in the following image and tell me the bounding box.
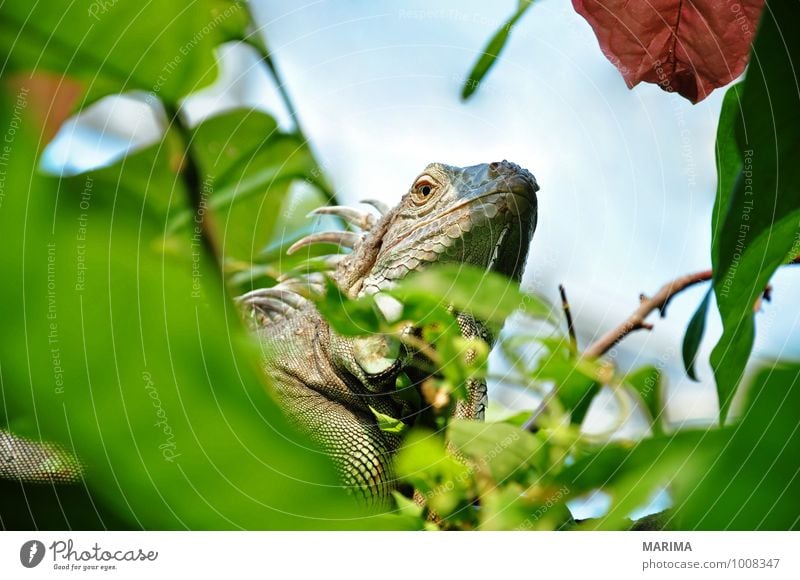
[240,161,539,500]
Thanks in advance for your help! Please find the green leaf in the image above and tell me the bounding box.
[0,96,364,529]
[709,6,800,422]
[391,491,423,518]
[448,419,545,482]
[392,263,554,327]
[0,0,240,107]
[625,365,663,434]
[461,0,534,100]
[479,482,571,531]
[681,288,712,381]
[675,361,800,530]
[168,109,326,263]
[314,278,384,336]
[370,406,408,435]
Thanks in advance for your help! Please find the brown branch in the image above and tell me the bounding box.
[582,270,712,359]
[559,283,578,356]
[582,255,800,359]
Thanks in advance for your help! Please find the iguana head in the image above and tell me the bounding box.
[299,160,539,297]
[359,160,538,294]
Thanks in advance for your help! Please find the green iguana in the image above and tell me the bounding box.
[1,161,539,505]
[239,161,539,501]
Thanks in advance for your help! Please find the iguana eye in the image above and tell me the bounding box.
[412,177,436,205]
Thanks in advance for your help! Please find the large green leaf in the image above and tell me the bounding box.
[461,1,534,100]
[0,0,244,107]
[0,97,368,529]
[675,362,800,530]
[710,6,800,421]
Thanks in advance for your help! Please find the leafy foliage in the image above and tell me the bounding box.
[1,0,798,533]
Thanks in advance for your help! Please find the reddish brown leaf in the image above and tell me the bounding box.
[572,0,764,103]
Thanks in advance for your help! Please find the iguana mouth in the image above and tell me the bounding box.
[485,223,511,273]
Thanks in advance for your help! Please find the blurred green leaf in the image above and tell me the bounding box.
[675,362,800,530]
[448,419,544,482]
[392,263,554,327]
[533,338,603,424]
[0,0,239,107]
[391,491,422,519]
[709,6,800,422]
[383,491,428,530]
[395,429,472,519]
[315,278,384,336]
[625,365,663,434]
[682,288,712,382]
[210,0,251,43]
[461,0,534,100]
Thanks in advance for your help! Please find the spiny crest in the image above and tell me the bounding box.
[236,200,388,325]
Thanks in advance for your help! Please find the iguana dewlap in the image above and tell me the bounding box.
[240,161,539,501]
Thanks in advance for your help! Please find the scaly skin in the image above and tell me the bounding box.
[243,161,539,500]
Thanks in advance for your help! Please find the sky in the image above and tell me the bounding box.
[45,0,800,434]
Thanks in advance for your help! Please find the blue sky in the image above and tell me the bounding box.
[45,0,800,430]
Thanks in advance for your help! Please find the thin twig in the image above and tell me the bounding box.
[521,387,557,432]
[558,283,578,356]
